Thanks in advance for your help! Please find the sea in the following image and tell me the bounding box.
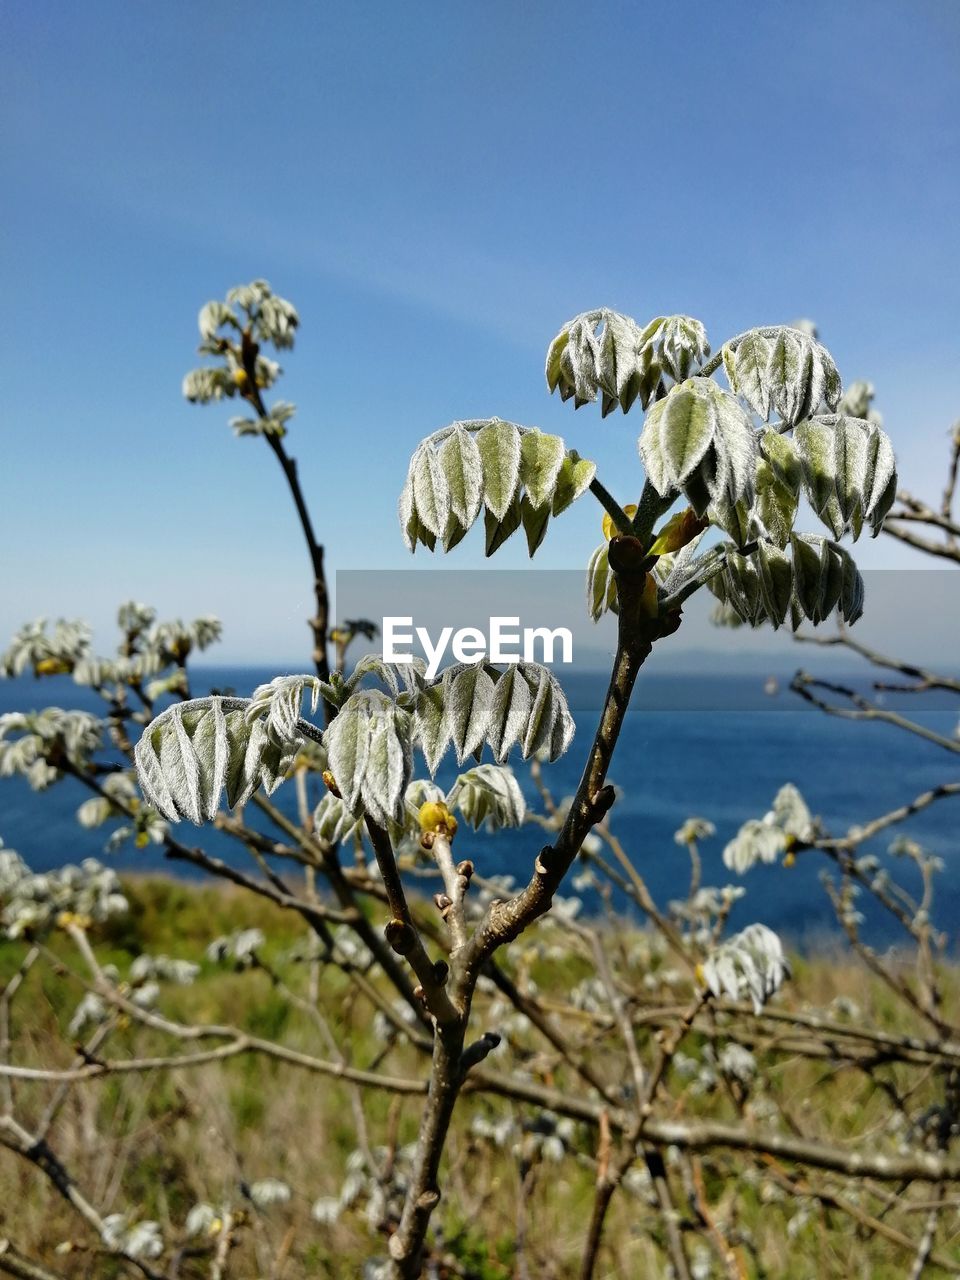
[1,667,957,950]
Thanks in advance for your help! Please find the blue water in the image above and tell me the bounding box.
[1,668,957,949]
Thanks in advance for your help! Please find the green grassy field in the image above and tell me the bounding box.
[1,875,957,1279]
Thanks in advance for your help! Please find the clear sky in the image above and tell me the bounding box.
[2,1,958,664]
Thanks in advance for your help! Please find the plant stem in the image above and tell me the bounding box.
[242,351,331,691]
[631,477,676,546]
[384,543,667,1275]
[386,1022,467,1278]
[589,478,634,536]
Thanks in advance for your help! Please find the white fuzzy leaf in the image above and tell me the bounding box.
[549,309,656,412]
[313,793,363,844]
[398,467,417,552]
[596,310,644,413]
[324,691,411,825]
[135,697,298,824]
[833,416,871,522]
[518,664,574,761]
[410,443,450,538]
[711,388,758,504]
[361,707,411,826]
[545,326,570,393]
[439,425,484,528]
[863,424,897,520]
[755,542,793,628]
[198,300,235,340]
[551,450,597,515]
[477,420,522,520]
[724,327,841,425]
[484,495,523,555]
[759,429,802,494]
[654,315,710,382]
[840,546,865,622]
[445,665,496,763]
[701,923,788,1013]
[447,763,526,830]
[752,461,798,548]
[772,782,813,841]
[324,696,373,811]
[519,428,566,509]
[794,419,837,519]
[412,682,449,775]
[345,656,401,697]
[586,543,618,621]
[520,494,551,557]
[767,329,805,423]
[728,331,772,419]
[565,317,601,405]
[723,819,786,874]
[486,665,533,763]
[639,379,756,510]
[802,414,898,538]
[790,534,827,621]
[648,382,714,486]
[247,675,322,743]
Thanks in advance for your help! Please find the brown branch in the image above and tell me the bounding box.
[791,672,960,755]
[463,541,663,978]
[241,348,330,687]
[364,818,459,1029]
[882,522,960,564]
[794,628,960,695]
[0,1115,164,1280]
[0,1240,66,1280]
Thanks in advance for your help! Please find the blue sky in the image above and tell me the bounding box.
[2,1,958,664]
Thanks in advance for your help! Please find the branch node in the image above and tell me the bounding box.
[535,846,559,876]
[461,1031,502,1073]
[607,534,648,577]
[384,918,416,956]
[590,785,616,818]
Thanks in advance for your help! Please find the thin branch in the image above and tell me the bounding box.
[791,672,960,755]
[242,354,330,686]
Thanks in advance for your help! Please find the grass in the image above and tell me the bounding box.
[0,875,957,1279]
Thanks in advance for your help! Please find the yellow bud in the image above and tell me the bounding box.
[649,507,708,556]
[58,912,93,932]
[36,657,72,676]
[783,850,796,868]
[602,503,638,541]
[135,832,149,849]
[322,769,341,798]
[418,801,453,834]
[232,367,249,388]
[209,1218,222,1236]
[694,962,706,987]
